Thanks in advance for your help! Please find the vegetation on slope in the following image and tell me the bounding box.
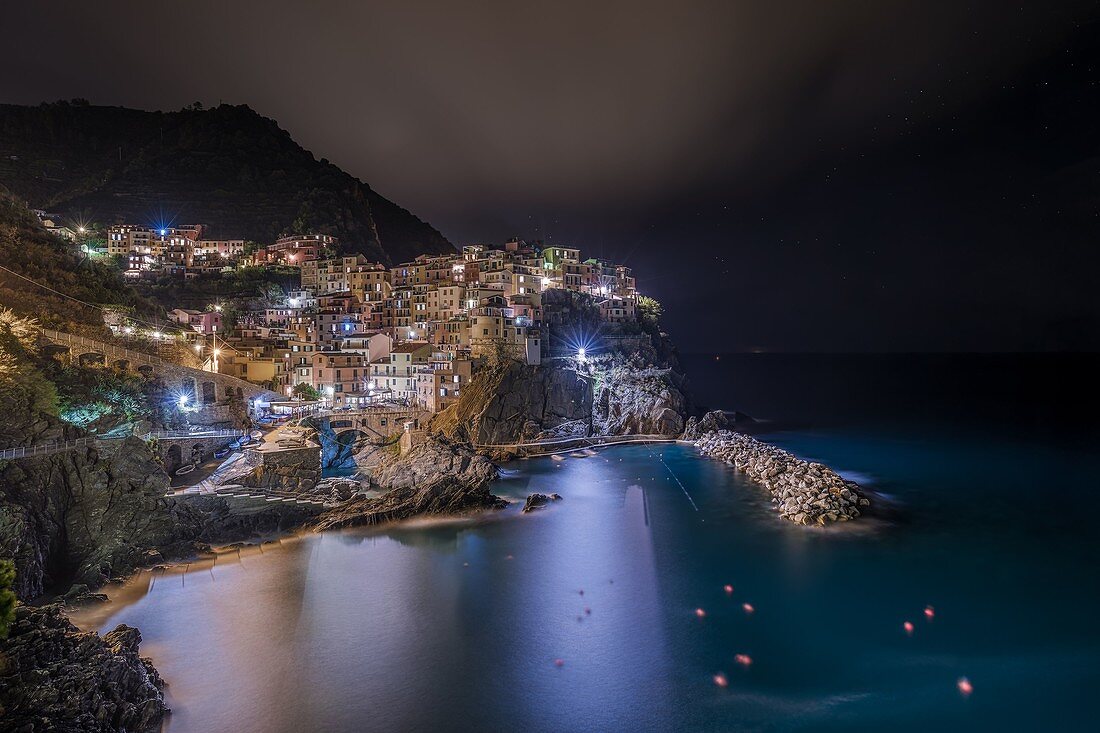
[0,190,158,333]
[0,100,453,264]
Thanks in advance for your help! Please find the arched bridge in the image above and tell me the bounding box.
[37,328,280,408]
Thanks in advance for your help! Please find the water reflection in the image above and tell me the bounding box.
[69,439,1100,732]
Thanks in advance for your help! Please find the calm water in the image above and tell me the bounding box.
[73,354,1100,732]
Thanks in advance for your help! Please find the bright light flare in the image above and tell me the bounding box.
[903,621,914,636]
[713,673,728,688]
[957,677,973,696]
[734,654,752,668]
[742,603,755,614]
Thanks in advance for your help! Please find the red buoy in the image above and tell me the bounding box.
[735,654,752,667]
[713,673,728,688]
[723,584,734,595]
[742,603,755,614]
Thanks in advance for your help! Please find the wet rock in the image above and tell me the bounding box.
[312,437,507,531]
[522,492,563,513]
[693,430,871,527]
[0,604,168,732]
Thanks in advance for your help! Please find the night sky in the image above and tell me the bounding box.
[4,1,1100,351]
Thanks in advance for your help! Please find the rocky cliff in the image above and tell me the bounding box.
[433,349,689,445]
[0,438,187,599]
[0,604,167,732]
[314,437,506,531]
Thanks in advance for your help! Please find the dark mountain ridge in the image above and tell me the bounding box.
[0,100,453,264]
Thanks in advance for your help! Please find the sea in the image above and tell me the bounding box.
[71,353,1100,732]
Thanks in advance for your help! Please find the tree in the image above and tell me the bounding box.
[637,295,663,331]
[0,559,16,639]
[292,383,320,401]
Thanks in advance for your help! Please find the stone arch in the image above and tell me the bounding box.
[42,344,71,364]
[165,444,182,473]
[77,351,105,367]
[137,364,155,378]
[180,377,197,403]
[111,358,130,371]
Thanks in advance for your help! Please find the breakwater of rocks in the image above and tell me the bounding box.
[693,430,870,525]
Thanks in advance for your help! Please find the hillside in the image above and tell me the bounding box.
[0,100,453,264]
[0,189,155,332]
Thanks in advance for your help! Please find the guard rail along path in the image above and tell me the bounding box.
[1,428,246,461]
[474,433,681,457]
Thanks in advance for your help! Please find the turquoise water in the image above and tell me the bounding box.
[73,355,1100,732]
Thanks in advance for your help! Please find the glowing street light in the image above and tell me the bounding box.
[178,394,189,408]
[194,344,203,353]
[577,347,586,363]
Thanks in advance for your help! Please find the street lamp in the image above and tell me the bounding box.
[577,347,586,363]
[178,394,189,408]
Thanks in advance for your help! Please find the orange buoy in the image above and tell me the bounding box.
[957,677,973,696]
[723,584,734,595]
[554,658,565,667]
[713,673,728,688]
[903,621,914,635]
[695,608,707,618]
[742,603,755,614]
[924,605,935,621]
[735,654,752,667]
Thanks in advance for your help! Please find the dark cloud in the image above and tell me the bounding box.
[3,0,1099,350]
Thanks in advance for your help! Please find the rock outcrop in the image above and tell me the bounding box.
[591,360,687,436]
[0,604,167,732]
[693,429,871,525]
[682,410,731,441]
[0,437,184,599]
[313,437,506,531]
[432,352,689,444]
[522,493,562,513]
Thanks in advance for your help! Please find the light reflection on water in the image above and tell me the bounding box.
[71,438,1100,732]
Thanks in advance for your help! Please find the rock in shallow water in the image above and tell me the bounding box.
[522,492,563,513]
[691,427,871,526]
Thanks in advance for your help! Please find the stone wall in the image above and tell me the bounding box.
[223,445,321,492]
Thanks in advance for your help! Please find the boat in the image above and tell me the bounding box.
[213,448,229,458]
[250,430,264,440]
[174,463,196,475]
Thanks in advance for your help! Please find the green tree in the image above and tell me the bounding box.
[292,383,320,400]
[0,559,16,639]
[637,295,663,331]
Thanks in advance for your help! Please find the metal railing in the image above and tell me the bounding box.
[1,428,246,461]
[474,433,678,455]
[0,436,99,460]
